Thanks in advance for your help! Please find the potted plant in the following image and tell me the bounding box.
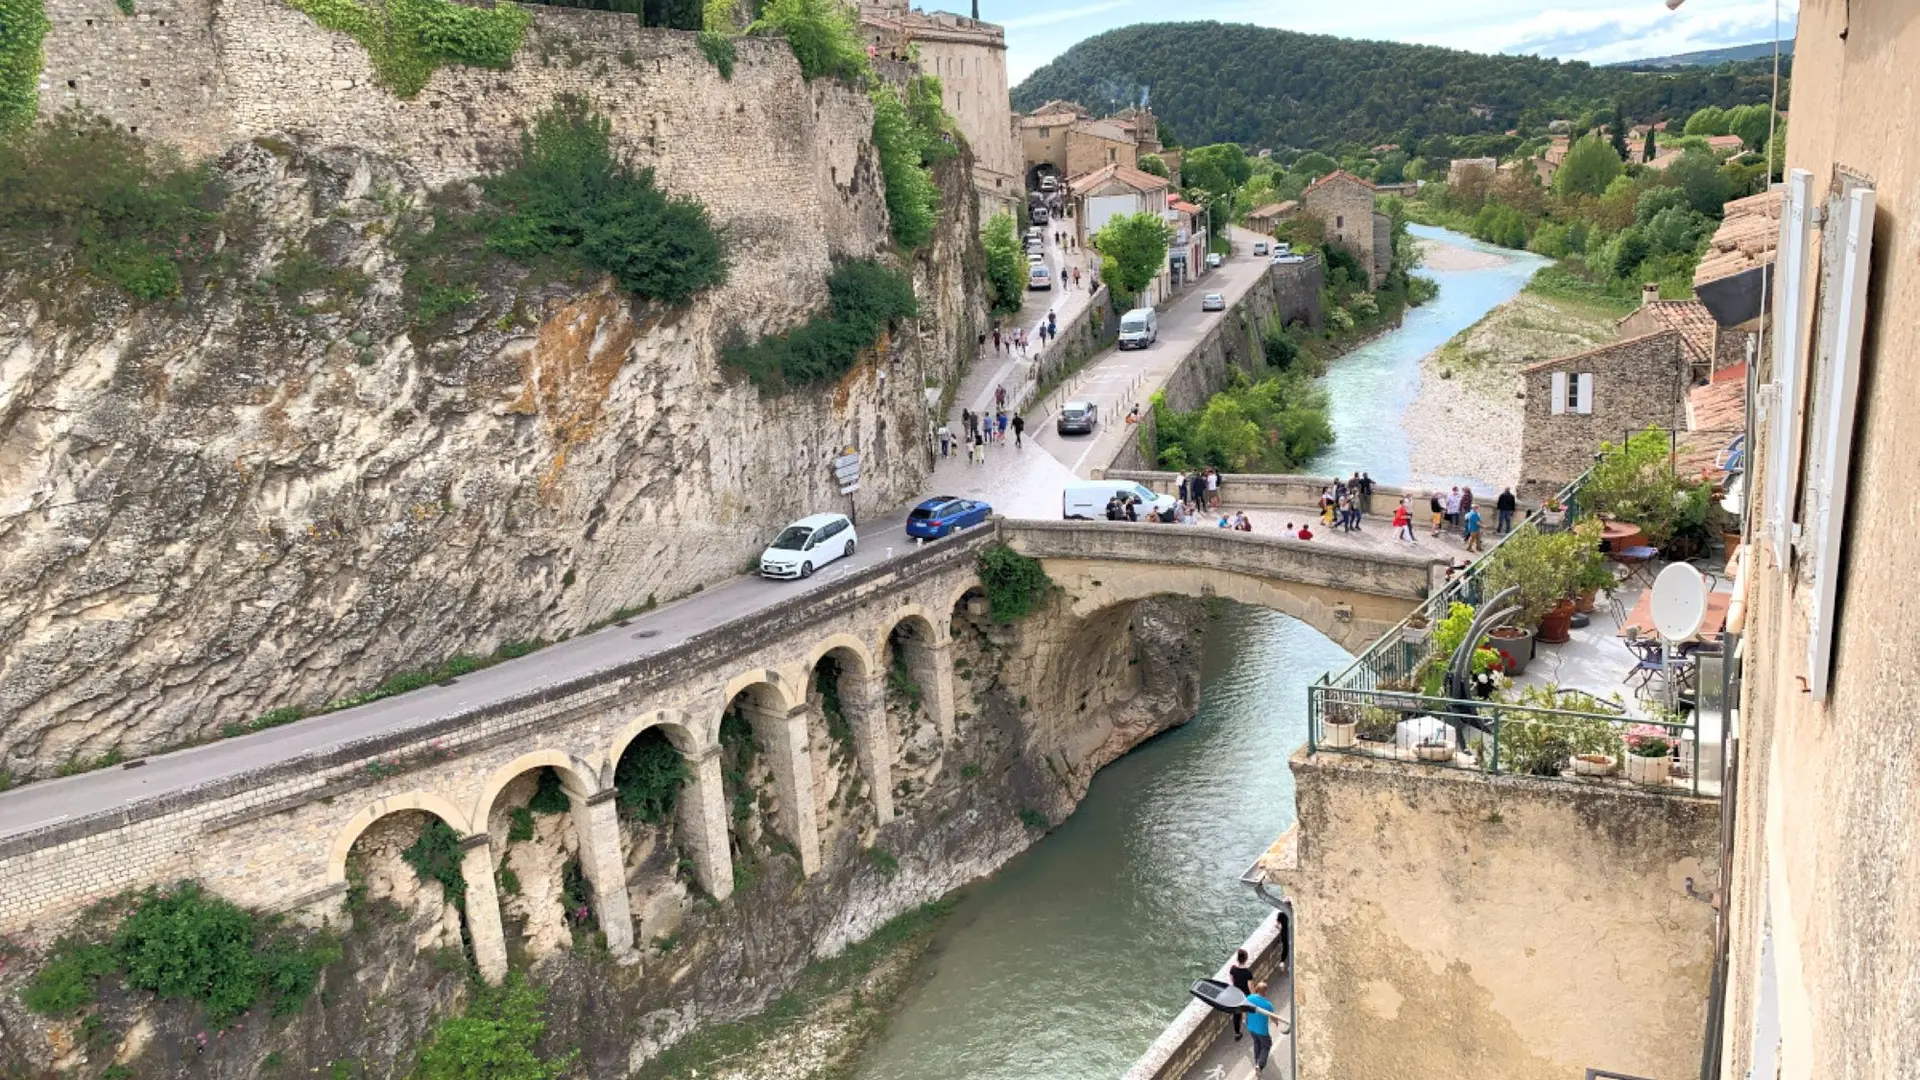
[1480,522,1595,648]
[1415,737,1455,762]
[1624,723,1673,785]
[1584,427,1685,546]
[1665,481,1717,562]
[1572,552,1614,614]
[1355,705,1400,748]
[1323,709,1358,749]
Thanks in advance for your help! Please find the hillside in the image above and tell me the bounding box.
[1614,40,1794,68]
[1012,21,1780,151]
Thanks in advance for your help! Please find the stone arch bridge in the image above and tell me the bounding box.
[0,521,1437,980]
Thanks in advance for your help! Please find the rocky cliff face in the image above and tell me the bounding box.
[0,132,982,777]
[0,595,1208,1079]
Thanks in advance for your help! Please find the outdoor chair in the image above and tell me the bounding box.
[1623,637,1666,696]
[1611,545,1661,590]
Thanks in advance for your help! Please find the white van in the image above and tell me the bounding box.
[1117,307,1158,349]
[1062,480,1178,521]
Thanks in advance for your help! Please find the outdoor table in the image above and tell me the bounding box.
[1620,589,1733,641]
[1600,520,1646,551]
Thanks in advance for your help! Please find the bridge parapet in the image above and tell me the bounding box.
[1100,469,1442,514]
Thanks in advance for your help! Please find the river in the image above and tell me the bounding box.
[851,228,1530,1080]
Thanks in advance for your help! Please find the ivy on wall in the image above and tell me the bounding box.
[0,0,50,133]
[283,0,532,98]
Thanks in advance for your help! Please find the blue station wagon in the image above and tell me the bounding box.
[906,497,992,539]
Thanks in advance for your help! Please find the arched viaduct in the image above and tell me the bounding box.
[0,521,1438,982]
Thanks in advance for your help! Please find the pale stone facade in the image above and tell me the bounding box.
[1300,170,1388,288]
[1719,3,1920,1078]
[1518,330,1690,500]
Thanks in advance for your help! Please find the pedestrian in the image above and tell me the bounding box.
[1464,504,1483,552]
[1460,487,1475,526]
[992,327,1001,352]
[1245,979,1278,1073]
[938,425,952,458]
[1429,491,1445,537]
[1393,499,1415,544]
[1072,266,1081,288]
[1012,413,1025,447]
[1444,486,1461,532]
[995,383,1007,410]
[1359,471,1374,515]
[1234,511,1252,532]
[1174,470,1189,507]
[1340,491,1357,532]
[1297,522,1314,540]
[995,411,1007,441]
[971,427,985,465]
[1496,487,1517,534]
[1206,467,1220,510]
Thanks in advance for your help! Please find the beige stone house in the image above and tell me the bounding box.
[1066,162,1172,302]
[1300,170,1389,288]
[1517,330,1692,499]
[1244,201,1298,235]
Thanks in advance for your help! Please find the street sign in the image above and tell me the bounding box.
[833,452,861,495]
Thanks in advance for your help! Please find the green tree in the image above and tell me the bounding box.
[1659,148,1730,216]
[1641,125,1657,165]
[1136,153,1169,178]
[870,85,939,249]
[981,213,1024,315]
[1181,143,1253,221]
[1682,105,1729,137]
[1375,150,1409,184]
[1633,185,1689,227]
[1554,135,1623,199]
[415,976,575,1080]
[1609,100,1629,160]
[1093,211,1172,306]
[1726,103,1773,150]
[1290,151,1338,181]
[1608,226,1650,281]
[751,0,866,81]
[1767,120,1787,180]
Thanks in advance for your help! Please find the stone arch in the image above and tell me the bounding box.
[719,676,821,875]
[472,749,630,961]
[877,603,949,648]
[721,668,799,716]
[605,709,706,785]
[470,749,601,831]
[325,791,474,887]
[1056,564,1413,653]
[801,633,877,683]
[804,638,892,830]
[881,607,955,765]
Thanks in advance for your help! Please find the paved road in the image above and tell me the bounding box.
[1030,231,1270,478]
[0,231,1293,839]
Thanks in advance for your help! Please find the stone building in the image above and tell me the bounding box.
[858,1,1020,218]
[1064,118,1138,177]
[1618,287,1719,381]
[1716,4,1920,1077]
[1516,330,1690,499]
[1445,156,1497,186]
[1300,169,1389,288]
[1244,201,1298,235]
[1065,162,1172,303]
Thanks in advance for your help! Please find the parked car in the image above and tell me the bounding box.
[1271,253,1306,264]
[1273,242,1291,256]
[1252,241,1269,256]
[906,496,992,539]
[1040,175,1058,192]
[1117,306,1158,349]
[758,513,857,580]
[1028,265,1052,290]
[1205,252,1224,268]
[1201,292,1226,311]
[1055,400,1098,435]
[1028,252,1046,265]
[1061,480,1177,521]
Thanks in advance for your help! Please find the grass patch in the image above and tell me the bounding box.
[414,974,574,1080]
[282,0,530,99]
[1524,260,1640,317]
[631,898,956,1080]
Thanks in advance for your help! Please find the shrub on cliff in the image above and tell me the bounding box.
[976,544,1052,624]
[0,0,50,133]
[283,0,530,98]
[479,97,727,304]
[0,111,224,300]
[871,84,941,251]
[721,258,916,390]
[750,0,867,83]
[981,212,1025,315]
[1150,371,1333,473]
[414,975,575,1080]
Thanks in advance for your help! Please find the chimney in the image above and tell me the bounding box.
[1641,283,1660,307]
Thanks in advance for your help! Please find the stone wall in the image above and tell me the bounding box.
[3,15,989,774]
[1269,255,1326,331]
[1302,175,1378,288]
[1518,330,1688,501]
[1275,749,1720,1080]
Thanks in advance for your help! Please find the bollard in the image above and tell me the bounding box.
[886,546,894,560]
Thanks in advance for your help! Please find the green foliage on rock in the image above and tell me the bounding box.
[283,0,531,99]
[975,544,1051,624]
[0,112,222,299]
[615,727,689,825]
[697,30,736,78]
[721,258,916,390]
[402,818,469,908]
[0,0,50,133]
[750,0,865,82]
[479,96,728,303]
[414,975,575,1080]
[1092,210,1171,307]
[981,212,1025,315]
[871,80,945,250]
[23,884,338,1023]
[1149,372,1332,474]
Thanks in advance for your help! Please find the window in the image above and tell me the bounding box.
[1038,127,1050,137]
[1336,215,1344,229]
[1549,372,1594,415]
[1765,169,1817,560]
[1108,148,1116,163]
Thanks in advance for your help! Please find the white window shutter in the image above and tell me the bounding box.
[1767,169,1817,561]
[1550,372,1567,415]
[1806,186,1876,702]
[1575,373,1595,415]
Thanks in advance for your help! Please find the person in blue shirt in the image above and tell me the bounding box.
[1244,979,1278,1072]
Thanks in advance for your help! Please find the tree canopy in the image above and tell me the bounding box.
[1553,135,1623,199]
[1093,211,1172,306]
[1012,21,1784,152]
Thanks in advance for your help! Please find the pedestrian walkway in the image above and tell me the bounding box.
[947,229,1098,430]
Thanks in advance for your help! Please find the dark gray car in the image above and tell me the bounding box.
[1056,400,1098,435]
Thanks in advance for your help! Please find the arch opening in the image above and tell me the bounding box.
[480,760,600,963]
[719,681,793,877]
[807,648,878,850]
[612,725,696,943]
[337,806,471,962]
[885,615,946,806]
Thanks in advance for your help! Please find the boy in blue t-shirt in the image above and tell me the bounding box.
[1244,979,1278,1072]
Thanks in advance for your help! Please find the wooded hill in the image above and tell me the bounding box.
[1012,22,1785,152]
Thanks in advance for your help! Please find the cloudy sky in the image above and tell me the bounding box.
[986,0,1799,85]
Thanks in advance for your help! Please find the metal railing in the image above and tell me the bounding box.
[1306,463,1715,799]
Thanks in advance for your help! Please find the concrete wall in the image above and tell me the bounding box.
[1276,750,1720,1080]
[1518,330,1689,500]
[1721,3,1920,1078]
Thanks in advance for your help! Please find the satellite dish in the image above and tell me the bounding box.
[1651,563,1709,642]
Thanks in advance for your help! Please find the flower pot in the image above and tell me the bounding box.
[1536,599,1577,644]
[1323,717,1357,749]
[1572,753,1616,777]
[1722,530,1742,556]
[1487,625,1534,675]
[1415,742,1454,762]
[1574,586,1599,614]
[1402,622,1431,645]
[1625,752,1672,785]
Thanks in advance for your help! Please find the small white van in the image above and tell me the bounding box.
[1117,307,1158,349]
[1062,480,1178,521]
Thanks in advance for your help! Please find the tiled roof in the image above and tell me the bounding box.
[1706,135,1748,151]
[1071,119,1131,142]
[1679,378,1747,479]
[1169,199,1201,214]
[1019,111,1080,129]
[1065,162,1171,195]
[1641,148,1684,170]
[1247,200,1298,219]
[1620,299,1717,372]
[1302,169,1376,195]
[1694,189,1782,287]
[1521,329,1678,374]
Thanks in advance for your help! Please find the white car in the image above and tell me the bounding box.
[1028,252,1046,264]
[759,513,858,580]
[1205,252,1223,268]
[1201,292,1226,311]
[1252,241,1269,256]
[1028,265,1052,290]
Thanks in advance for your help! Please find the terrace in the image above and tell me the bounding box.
[1304,446,1737,801]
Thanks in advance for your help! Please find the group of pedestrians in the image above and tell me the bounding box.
[941,405,1024,463]
[1174,468,1221,511]
[1316,472,1372,533]
[985,325,1033,358]
[1423,484,1518,553]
